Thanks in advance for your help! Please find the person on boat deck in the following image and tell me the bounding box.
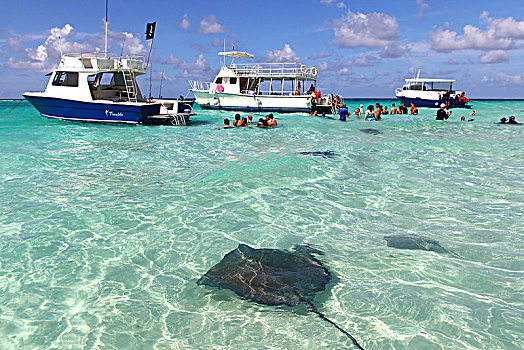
[436,104,449,120]
[383,106,389,115]
[390,103,397,115]
[308,84,315,93]
[233,113,242,126]
[339,105,349,121]
[295,82,301,96]
[443,89,452,106]
[222,118,234,128]
[410,102,418,115]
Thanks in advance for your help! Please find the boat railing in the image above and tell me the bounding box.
[189,80,212,91]
[231,63,318,79]
[59,53,146,73]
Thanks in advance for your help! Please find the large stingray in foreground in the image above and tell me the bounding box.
[197,244,364,349]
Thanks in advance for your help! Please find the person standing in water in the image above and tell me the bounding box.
[436,104,448,120]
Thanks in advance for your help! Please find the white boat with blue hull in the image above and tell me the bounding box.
[395,70,471,109]
[189,50,341,114]
[23,53,195,125]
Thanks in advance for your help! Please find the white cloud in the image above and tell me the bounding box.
[7,34,32,52]
[199,15,227,35]
[6,23,147,72]
[353,55,379,67]
[7,24,92,72]
[481,72,522,85]
[429,15,524,52]
[416,0,429,20]
[164,53,213,79]
[265,44,300,63]
[479,50,509,64]
[380,44,409,58]
[179,14,190,31]
[330,9,400,48]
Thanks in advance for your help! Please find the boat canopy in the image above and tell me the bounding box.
[405,78,456,83]
[218,51,254,58]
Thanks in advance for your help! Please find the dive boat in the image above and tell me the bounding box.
[395,70,471,108]
[189,50,341,114]
[23,53,195,125]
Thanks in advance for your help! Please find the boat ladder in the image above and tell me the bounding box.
[122,70,138,102]
[171,114,186,126]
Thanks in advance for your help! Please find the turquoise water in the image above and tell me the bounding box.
[0,99,523,349]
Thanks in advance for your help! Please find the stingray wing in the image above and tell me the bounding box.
[197,244,331,307]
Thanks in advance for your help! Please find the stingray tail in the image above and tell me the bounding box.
[308,304,365,349]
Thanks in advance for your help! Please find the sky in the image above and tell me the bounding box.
[1,0,523,98]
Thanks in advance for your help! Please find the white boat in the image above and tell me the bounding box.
[24,53,195,124]
[395,70,471,108]
[189,50,341,114]
[23,2,194,125]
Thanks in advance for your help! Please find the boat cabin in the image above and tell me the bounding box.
[402,78,456,93]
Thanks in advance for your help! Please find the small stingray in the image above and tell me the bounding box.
[384,235,459,257]
[297,151,336,158]
[197,244,364,349]
[359,128,382,135]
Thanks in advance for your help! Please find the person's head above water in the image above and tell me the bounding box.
[224,118,231,125]
[440,103,445,108]
[235,114,240,120]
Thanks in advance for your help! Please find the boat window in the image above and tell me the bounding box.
[99,72,125,86]
[222,77,229,84]
[230,77,237,85]
[52,72,79,87]
[87,74,96,86]
[215,77,222,84]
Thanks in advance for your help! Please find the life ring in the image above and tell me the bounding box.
[217,84,224,93]
[300,65,308,74]
[310,67,317,76]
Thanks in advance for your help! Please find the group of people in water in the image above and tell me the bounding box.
[335,101,420,121]
[222,113,278,128]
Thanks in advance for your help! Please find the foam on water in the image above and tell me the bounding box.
[0,100,523,349]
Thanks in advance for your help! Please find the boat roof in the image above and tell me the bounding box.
[218,51,254,58]
[405,78,456,83]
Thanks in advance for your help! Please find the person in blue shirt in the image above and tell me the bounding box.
[339,105,349,121]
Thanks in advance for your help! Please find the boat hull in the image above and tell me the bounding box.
[192,90,332,113]
[23,94,165,124]
[397,96,471,109]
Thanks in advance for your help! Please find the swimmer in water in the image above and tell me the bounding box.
[222,118,234,128]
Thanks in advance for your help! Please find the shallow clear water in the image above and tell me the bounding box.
[0,99,523,349]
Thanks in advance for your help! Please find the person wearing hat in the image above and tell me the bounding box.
[436,103,448,120]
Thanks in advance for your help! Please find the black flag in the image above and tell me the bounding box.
[145,22,156,40]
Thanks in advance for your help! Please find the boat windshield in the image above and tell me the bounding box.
[405,81,454,91]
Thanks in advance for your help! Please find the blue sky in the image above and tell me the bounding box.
[1,0,523,98]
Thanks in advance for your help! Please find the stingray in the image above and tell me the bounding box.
[359,128,382,135]
[384,235,459,257]
[197,244,364,349]
[297,151,336,158]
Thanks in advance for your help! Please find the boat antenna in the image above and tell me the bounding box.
[120,34,126,57]
[58,36,63,57]
[416,68,420,79]
[104,0,108,57]
[149,63,152,100]
[159,71,164,98]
